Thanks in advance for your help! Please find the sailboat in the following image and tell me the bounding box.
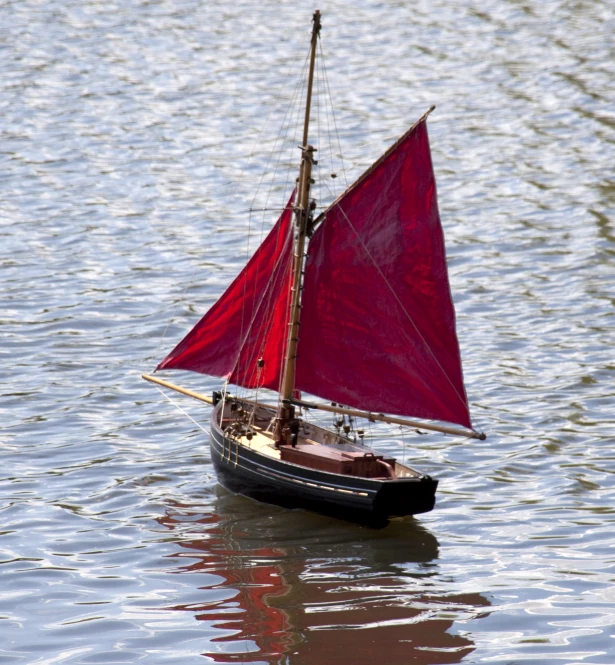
[144,10,485,521]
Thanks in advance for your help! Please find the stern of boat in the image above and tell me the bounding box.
[373,475,439,517]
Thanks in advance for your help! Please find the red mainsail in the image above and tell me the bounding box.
[295,119,472,428]
[156,192,295,391]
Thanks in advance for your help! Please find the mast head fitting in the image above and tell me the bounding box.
[313,10,321,32]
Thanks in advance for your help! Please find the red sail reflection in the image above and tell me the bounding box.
[158,498,489,664]
[158,507,294,661]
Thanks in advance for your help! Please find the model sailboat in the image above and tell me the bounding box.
[144,11,485,520]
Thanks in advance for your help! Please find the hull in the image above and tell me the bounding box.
[210,402,438,522]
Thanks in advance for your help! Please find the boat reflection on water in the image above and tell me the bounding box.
[158,491,490,664]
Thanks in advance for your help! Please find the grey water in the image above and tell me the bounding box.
[2,0,614,663]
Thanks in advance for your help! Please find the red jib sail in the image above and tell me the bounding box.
[296,118,472,428]
[156,192,295,391]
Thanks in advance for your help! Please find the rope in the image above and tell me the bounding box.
[223,208,294,390]
[230,42,310,404]
[334,202,471,415]
[319,39,348,189]
[154,386,209,434]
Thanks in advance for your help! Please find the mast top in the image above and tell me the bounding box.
[300,10,322,150]
[312,9,321,32]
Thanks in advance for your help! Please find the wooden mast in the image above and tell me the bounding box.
[280,10,321,409]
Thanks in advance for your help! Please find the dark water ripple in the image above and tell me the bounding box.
[1,0,614,663]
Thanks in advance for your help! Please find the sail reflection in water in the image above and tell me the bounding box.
[157,494,490,664]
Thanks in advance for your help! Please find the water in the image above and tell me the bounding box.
[2,0,614,663]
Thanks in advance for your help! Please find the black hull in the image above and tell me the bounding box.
[210,404,438,522]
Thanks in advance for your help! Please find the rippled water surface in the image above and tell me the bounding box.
[2,0,615,663]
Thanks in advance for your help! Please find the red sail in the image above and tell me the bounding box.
[296,119,472,428]
[157,193,295,391]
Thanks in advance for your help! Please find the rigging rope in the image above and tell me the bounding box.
[154,386,209,434]
[237,48,311,396]
[334,202,471,415]
[151,35,310,378]
[319,39,348,190]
